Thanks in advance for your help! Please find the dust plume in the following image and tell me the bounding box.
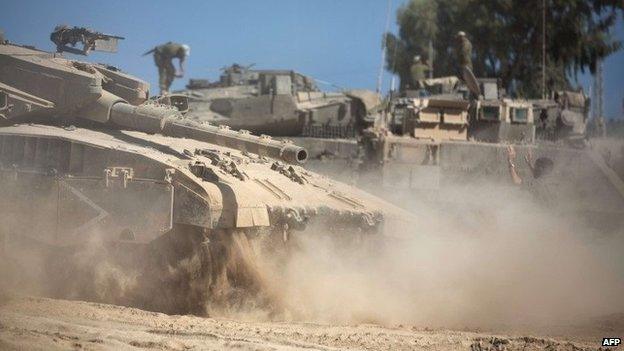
[0,229,139,306]
[255,182,624,329]
[1,171,623,332]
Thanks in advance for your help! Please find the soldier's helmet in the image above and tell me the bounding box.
[456,31,466,37]
[182,44,191,57]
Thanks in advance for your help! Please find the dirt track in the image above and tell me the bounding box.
[1,294,620,351]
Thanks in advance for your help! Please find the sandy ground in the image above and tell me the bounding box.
[0,293,620,351]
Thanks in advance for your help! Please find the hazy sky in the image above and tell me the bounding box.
[2,0,622,118]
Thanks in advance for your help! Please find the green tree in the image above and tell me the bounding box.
[385,0,623,97]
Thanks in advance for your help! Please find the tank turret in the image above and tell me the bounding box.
[178,65,382,139]
[0,43,306,164]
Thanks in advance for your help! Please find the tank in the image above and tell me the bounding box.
[0,42,410,314]
[180,64,381,137]
[177,64,382,179]
[356,74,624,233]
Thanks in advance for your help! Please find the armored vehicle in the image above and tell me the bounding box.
[181,64,381,138]
[0,42,409,313]
[357,75,624,233]
[531,90,589,143]
[177,64,382,178]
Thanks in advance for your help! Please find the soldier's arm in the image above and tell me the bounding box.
[509,162,522,185]
[507,146,523,185]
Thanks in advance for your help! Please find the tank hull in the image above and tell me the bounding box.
[0,124,413,313]
[0,124,410,245]
[308,135,624,233]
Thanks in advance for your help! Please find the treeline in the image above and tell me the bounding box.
[384,0,623,97]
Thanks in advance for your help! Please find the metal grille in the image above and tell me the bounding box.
[302,125,356,139]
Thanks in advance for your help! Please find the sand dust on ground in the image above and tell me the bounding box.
[0,293,620,351]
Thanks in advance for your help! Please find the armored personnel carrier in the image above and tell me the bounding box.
[0,42,409,313]
[357,74,624,233]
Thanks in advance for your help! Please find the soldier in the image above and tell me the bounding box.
[409,55,430,90]
[143,42,190,95]
[455,31,473,71]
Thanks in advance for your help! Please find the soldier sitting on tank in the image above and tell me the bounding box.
[143,42,190,95]
[507,145,556,205]
[409,55,431,92]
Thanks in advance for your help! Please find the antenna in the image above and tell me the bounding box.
[376,0,392,93]
[597,59,604,121]
[542,0,546,99]
[428,40,434,79]
[594,59,607,137]
[593,58,605,136]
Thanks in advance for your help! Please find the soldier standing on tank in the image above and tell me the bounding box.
[143,42,190,95]
[455,31,473,72]
[409,55,431,90]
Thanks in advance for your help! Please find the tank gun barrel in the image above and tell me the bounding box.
[107,101,307,164]
[164,122,308,164]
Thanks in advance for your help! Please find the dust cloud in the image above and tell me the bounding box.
[0,229,139,307]
[252,182,624,329]
[1,175,623,333]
